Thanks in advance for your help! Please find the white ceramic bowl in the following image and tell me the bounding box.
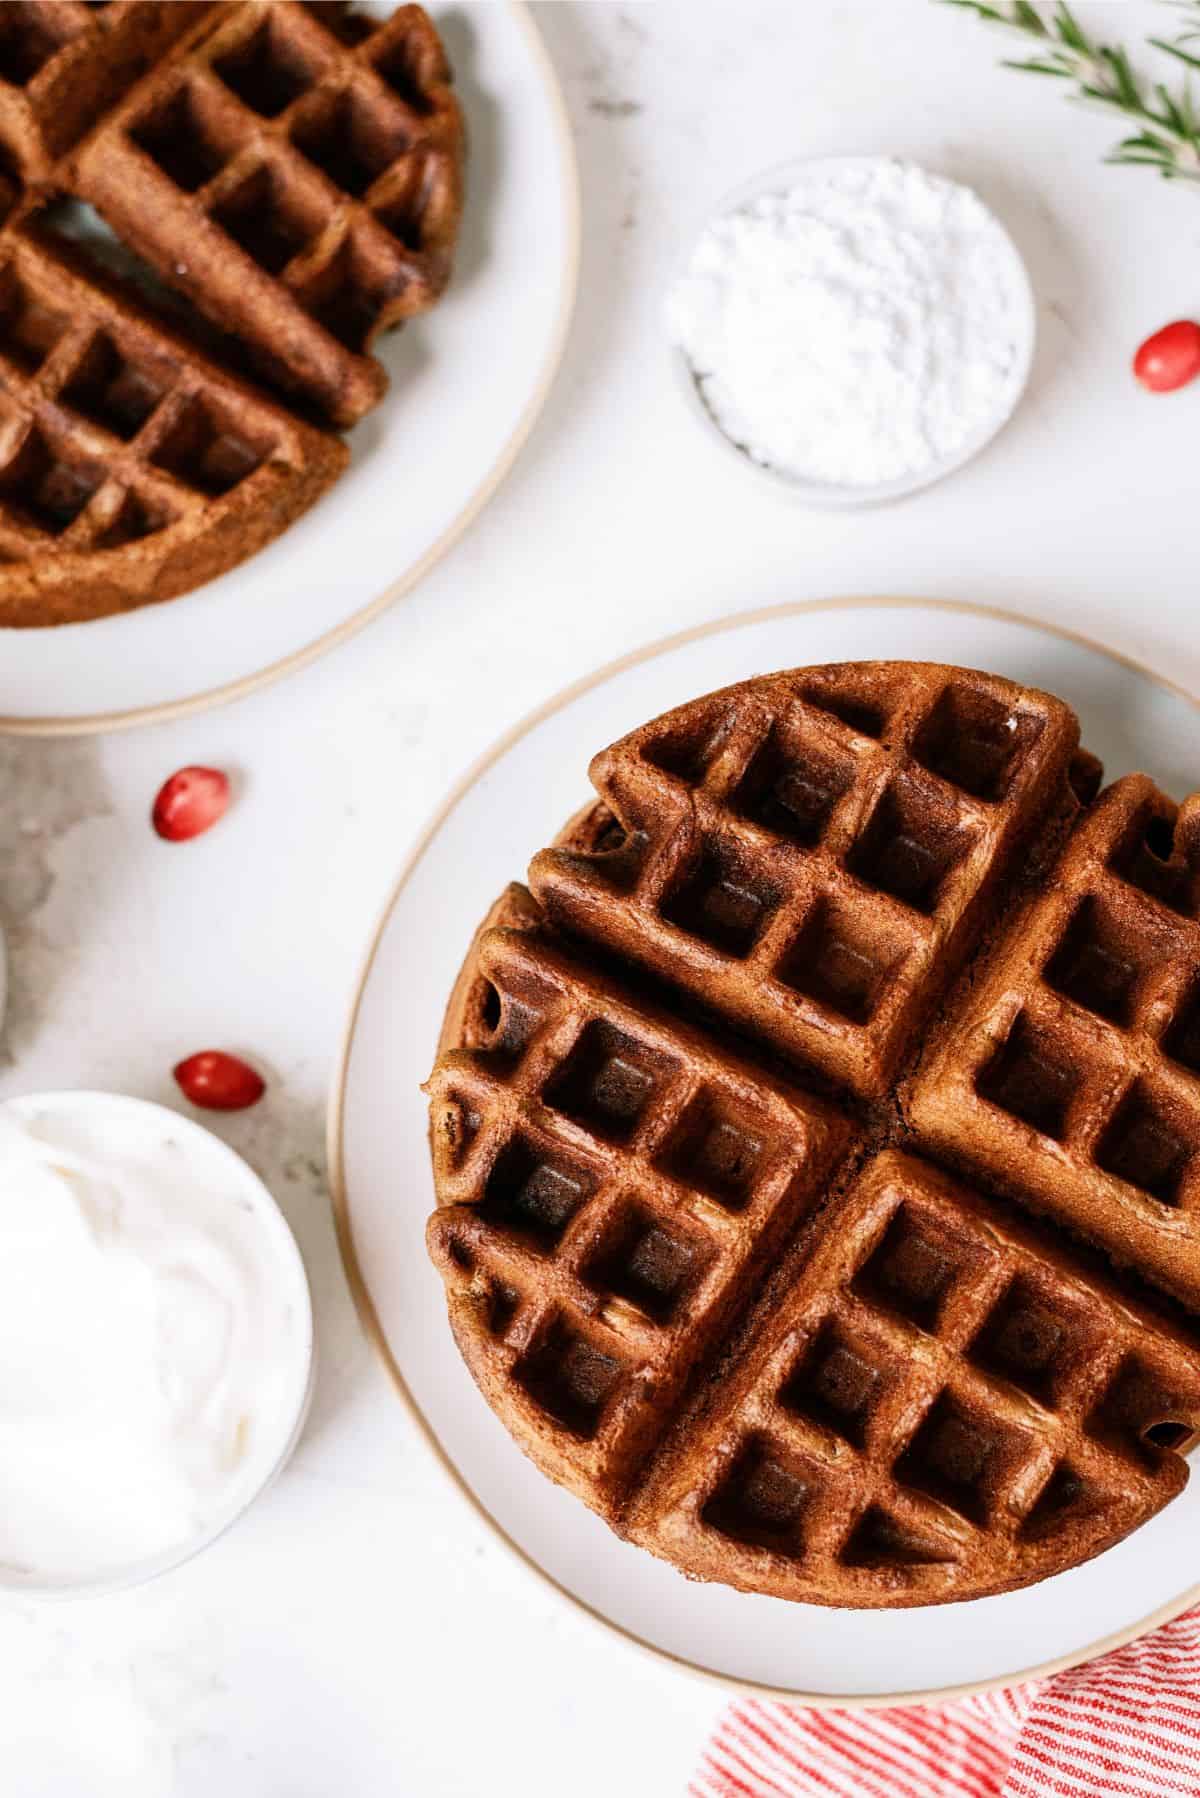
[668,155,1037,508]
[0,1091,314,1598]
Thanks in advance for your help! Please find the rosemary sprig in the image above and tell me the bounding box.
[942,1,1200,183]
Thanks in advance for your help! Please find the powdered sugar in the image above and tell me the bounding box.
[667,159,1031,490]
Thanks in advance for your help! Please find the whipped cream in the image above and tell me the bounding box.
[0,1095,312,1586]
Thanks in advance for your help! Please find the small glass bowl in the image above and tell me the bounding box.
[0,1090,315,1599]
[668,155,1037,508]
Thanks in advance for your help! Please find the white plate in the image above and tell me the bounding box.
[331,600,1200,1704]
[0,1,578,734]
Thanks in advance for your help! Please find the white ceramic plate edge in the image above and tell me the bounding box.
[327,597,1200,1708]
[0,0,581,739]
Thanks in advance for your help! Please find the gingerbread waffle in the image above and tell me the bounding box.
[425,662,1200,1607]
[910,773,1200,1311]
[629,1152,1200,1605]
[427,886,853,1517]
[0,214,345,625]
[0,0,464,624]
[71,0,464,426]
[0,2,203,185]
[530,661,1081,1100]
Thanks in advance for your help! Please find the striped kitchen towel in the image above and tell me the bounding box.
[691,1604,1200,1798]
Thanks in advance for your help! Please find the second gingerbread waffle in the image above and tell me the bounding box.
[426,660,1200,1608]
[0,0,464,624]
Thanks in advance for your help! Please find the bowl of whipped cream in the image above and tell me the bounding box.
[666,155,1036,506]
[0,1091,314,1595]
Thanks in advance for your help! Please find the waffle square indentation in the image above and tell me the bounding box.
[486,1280,522,1340]
[290,229,399,351]
[292,86,412,197]
[1109,802,1197,918]
[0,2,81,88]
[797,677,887,740]
[970,1273,1101,1407]
[0,426,102,534]
[975,1012,1081,1142]
[371,160,441,251]
[477,1134,598,1250]
[779,1318,883,1448]
[733,724,854,848]
[514,1316,624,1439]
[702,1436,815,1554]
[841,1505,957,1569]
[0,264,67,372]
[777,896,911,1025]
[582,1201,712,1324]
[1019,1463,1097,1541]
[913,682,1042,802]
[1044,894,1159,1028]
[853,1201,985,1333]
[211,164,327,276]
[894,1392,1027,1527]
[130,81,240,193]
[92,488,174,549]
[661,836,781,959]
[307,2,374,49]
[641,698,741,787]
[1095,1080,1200,1208]
[60,332,173,440]
[543,1020,677,1145]
[657,1089,770,1213]
[846,778,977,915]
[371,26,441,115]
[151,396,274,495]
[213,13,322,118]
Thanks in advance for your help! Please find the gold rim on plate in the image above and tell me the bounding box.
[0,0,581,738]
[327,595,1200,1708]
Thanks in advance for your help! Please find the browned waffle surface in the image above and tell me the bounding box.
[530,662,1080,1100]
[629,1152,1200,1606]
[910,773,1200,1311]
[0,220,346,624]
[425,662,1200,1606]
[71,0,465,426]
[0,0,463,621]
[426,888,854,1518]
[0,2,205,183]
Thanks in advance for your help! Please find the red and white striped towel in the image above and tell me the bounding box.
[691,1605,1200,1798]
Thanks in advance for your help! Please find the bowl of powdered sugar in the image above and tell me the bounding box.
[666,156,1035,505]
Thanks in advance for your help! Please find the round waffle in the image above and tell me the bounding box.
[0,1,465,624]
[425,661,1200,1607]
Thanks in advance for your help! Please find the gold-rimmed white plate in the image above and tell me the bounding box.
[0,1,578,735]
[330,599,1200,1705]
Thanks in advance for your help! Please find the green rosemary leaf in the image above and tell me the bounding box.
[940,0,1200,187]
[1012,0,1049,32]
[1151,37,1200,73]
[1054,4,1090,57]
[1158,86,1189,134]
[1004,57,1073,76]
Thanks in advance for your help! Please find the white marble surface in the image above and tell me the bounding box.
[2,1,1200,1791]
